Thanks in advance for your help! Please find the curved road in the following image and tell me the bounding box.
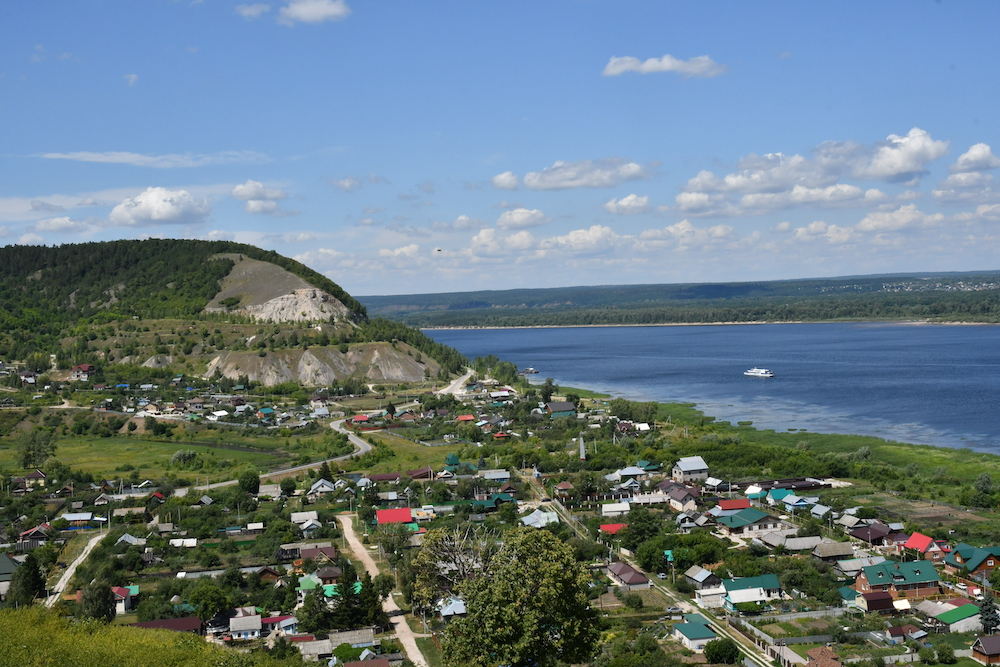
[337,515,427,667]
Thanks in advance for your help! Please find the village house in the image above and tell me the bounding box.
[672,456,709,483]
[945,543,1000,578]
[607,561,651,591]
[715,508,786,537]
[684,565,722,590]
[70,363,96,381]
[855,560,941,599]
[673,614,717,651]
[972,636,1000,666]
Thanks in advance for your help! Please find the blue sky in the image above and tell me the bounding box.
[3,1,1000,296]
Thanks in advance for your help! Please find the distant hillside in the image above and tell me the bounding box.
[0,240,467,385]
[360,271,1000,327]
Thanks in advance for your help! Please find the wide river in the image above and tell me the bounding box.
[426,323,1000,453]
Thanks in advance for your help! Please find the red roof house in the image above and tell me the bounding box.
[719,498,751,511]
[600,523,628,535]
[376,508,413,525]
[904,532,947,561]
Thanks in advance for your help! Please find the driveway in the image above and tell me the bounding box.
[46,530,106,607]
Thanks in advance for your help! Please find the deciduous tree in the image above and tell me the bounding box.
[704,637,740,665]
[442,527,599,667]
[80,581,116,623]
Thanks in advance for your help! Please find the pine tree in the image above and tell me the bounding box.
[6,551,45,607]
[982,593,1000,635]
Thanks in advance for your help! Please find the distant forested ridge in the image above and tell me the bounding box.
[360,272,1000,327]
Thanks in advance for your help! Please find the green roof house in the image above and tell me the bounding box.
[715,508,785,536]
[856,560,940,600]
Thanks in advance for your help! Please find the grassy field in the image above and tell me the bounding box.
[0,435,284,482]
[358,430,453,474]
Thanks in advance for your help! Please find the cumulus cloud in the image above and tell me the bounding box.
[278,0,350,25]
[491,171,519,190]
[789,221,857,244]
[30,200,65,212]
[683,154,839,195]
[231,179,287,201]
[34,216,89,233]
[950,143,1000,173]
[244,200,279,215]
[40,150,266,168]
[540,225,624,254]
[123,74,139,86]
[602,54,726,78]
[378,243,420,258]
[331,176,362,192]
[671,192,740,217]
[604,194,649,214]
[18,233,44,245]
[853,128,949,184]
[108,187,211,226]
[205,230,236,241]
[523,159,646,190]
[432,214,487,233]
[236,3,271,19]
[640,220,734,248]
[497,208,547,230]
[76,197,100,206]
[739,184,886,212]
[856,204,943,232]
[470,228,536,257]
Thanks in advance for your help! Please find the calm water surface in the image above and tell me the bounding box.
[426,323,1000,453]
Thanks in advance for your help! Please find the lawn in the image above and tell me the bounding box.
[415,636,443,667]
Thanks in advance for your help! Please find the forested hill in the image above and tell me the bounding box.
[0,239,366,329]
[360,272,1000,327]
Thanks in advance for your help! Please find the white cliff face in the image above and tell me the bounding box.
[202,342,435,386]
[238,289,351,323]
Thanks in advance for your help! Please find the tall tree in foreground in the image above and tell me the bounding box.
[982,593,1000,635]
[6,551,45,607]
[442,527,599,667]
[80,581,116,623]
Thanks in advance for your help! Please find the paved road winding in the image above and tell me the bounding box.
[336,515,428,667]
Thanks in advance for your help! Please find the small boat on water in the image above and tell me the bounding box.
[520,367,539,374]
[744,367,774,378]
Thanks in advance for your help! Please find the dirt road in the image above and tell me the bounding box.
[336,515,428,667]
[46,530,106,607]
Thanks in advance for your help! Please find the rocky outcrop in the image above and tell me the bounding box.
[240,288,351,323]
[202,342,435,386]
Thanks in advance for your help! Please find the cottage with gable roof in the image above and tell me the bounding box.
[672,456,708,483]
[855,560,941,599]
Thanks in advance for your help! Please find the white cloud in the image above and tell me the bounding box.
[790,221,857,244]
[231,179,287,200]
[604,194,649,214]
[108,187,211,226]
[40,150,266,168]
[640,220,734,248]
[540,225,624,254]
[497,208,547,230]
[378,243,420,258]
[331,176,362,191]
[432,214,487,233]
[853,127,949,184]
[739,184,886,211]
[951,143,1000,173]
[76,197,100,206]
[491,171,519,190]
[470,228,536,257]
[278,0,350,25]
[34,216,89,233]
[123,74,138,86]
[602,54,726,78]
[30,199,65,212]
[856,204,943,232]
[683,154,839,195]
[236,3,271,19]
[244,200,278,215]
[671,191,739,217]
[975,204,1000,220]
[523,159,646,190]
[205,230,236,241]
[18,233,44,245]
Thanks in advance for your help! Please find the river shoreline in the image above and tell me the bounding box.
[423,319,999,331]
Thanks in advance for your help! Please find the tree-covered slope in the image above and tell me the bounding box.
[0,239,365,328]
